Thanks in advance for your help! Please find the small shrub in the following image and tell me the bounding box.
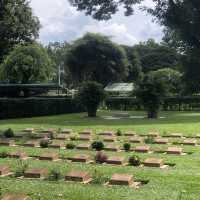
[0,151,8,158]
[15,160,29,177]
[144,136,154,144]
[92,169,108,184]
[40,139,49,148]
[92,141,104,151]
[129,155,141,166]
[66,143,76,149]
[95,151,108,163]
[70,133,77,141]
[123,143,131,151]
[3,128,14,138]
[48,169,62,181]
[116,129,122,136]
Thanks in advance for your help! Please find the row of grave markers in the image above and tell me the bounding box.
[0,138,186,155]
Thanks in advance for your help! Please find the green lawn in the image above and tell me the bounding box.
[0,110,200,200]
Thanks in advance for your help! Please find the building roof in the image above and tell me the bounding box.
[104,83,134,93]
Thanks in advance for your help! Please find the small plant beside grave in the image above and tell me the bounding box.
[15,160,29,177]
[116,129,122,136]
[3,128,14,138]
[92,141,104,151]
[40,139,49,148]
[123,143,131,151]
[0,151,8,158]
[66,143,76,149]
[144,136,154,144]
[48,169,62,181]
[129,155,141,166]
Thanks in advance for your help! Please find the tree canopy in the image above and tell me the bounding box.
[65,33,128,87]
[0,0,40,62]
[69,0,143,20]
[0,43,53,84]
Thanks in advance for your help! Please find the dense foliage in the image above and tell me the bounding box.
[78,81,106,117]
[0,0,40,62]
[0,43,53,85]
[65,33,128,86]
[136,73,168,118]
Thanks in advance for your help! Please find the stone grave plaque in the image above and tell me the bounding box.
[104,144,120,152]
[106,156,126,165]
[9,152,28,159]
[24,168,48,179]
[23,140,39,147]
[135,146,150,153]
[39,153,59,161]
[109,174,134,186]
[70,155,92,163]
[0,166,12,177]
[129,136,142,143]
[65,171,92,183]
[1,194,30,200]
[143,158,164,168]
[154,138,169,144]
[76,143,91,150]
[166,147,183,155]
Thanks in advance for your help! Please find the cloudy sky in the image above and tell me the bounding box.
[30,0,164,46]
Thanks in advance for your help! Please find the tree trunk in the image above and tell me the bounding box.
[87,107,97,117]
[147,110,158,119]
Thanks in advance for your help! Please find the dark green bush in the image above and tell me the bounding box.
[66,143,76,149]
[48,169,62,181]
[39,139,49,148]
[92,141,104,151]
[3,128,14,138]
[123,143,131,151]
[116,129,122,136]
[129,155,141,166]
[0,151,8,158]
[144,136,154,144]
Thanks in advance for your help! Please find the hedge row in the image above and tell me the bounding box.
[105,96,200,111]
[0,98,84,119]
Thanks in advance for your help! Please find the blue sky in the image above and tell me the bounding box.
[30,0,164,45]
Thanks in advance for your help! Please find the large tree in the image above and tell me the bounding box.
[0,0,40,62]
[133,39,180,73]
[0,43,53,84]
[65,33,128,87]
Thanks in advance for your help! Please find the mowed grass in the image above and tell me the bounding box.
[0,111,200,199]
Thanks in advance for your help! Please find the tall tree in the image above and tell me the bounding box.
[0,43,53,84]
[65,33,128,87]
[0,0,40,62]
[133,39,180,73]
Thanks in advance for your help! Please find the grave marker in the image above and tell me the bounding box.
[143,158,164,168]
[76,143,91,150]
[104,144,120,151]
[0,139,15,146]
[39,153,59,161]
[24,168,48,179]
[69,155,92,163]
[135,146,150,153]
[166,147,183,155]
[1,194,30,200]
[154,138,169,144]
[108,174,134,186]
[65,171,92,183]
[106,156,126,165]
[0,166,12,177]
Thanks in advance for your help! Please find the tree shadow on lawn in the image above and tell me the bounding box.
[1,111,200,127]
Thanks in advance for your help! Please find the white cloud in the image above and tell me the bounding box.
[30,0,164,45]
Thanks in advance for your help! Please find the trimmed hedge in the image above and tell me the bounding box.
[105,96,200,111]
[0,97,84,119]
